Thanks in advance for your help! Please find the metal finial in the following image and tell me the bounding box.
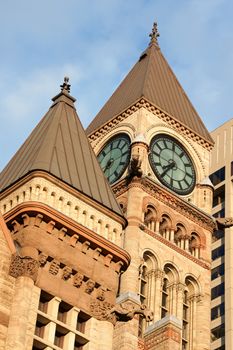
[60,76,71,93]
[149,22,160,46]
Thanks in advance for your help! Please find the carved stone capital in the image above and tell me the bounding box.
[9,253,39,282]
[177,283,186,293]
[154,269,165,280]
[188,293,202,303]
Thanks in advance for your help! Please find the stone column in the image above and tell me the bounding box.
[5,251,39,350]
[170,228,175,242]
[187,295,198,350]
[63,307,80,349]
[195,292,210,350]
[153,269,164,321]
[98,321,114,350]
[176,283,185,321]
[43,297,61,343]
[120,181,144,294]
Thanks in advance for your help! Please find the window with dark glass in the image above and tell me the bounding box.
[211,323,225,341]
[211,283,224,300]
[211,302,225,320]
[213,208,225,218]
[212,230,224,243]
[212,245,224,260]
[58,301,72,323]
[54,330,65,347]
[76,312,90,333]
[211,264,225,280]
[213,185,225,207]
[209,167,225,186]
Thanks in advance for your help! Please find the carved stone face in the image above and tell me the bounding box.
[62,267,72,280]
[73,273,84,288]
[97,287,106,301]
[39,253,48,267]
[85,280,95,294]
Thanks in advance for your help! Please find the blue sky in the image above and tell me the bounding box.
[1,0,233,171]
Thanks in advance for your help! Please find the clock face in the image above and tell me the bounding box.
[149,134,196,195]
[97,134,131,184]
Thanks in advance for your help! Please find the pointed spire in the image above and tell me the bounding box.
[0,80,123,218]
[60,76,71,93]
[149,22,160,47]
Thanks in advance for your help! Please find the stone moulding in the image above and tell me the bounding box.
[112,177,215,231]
[88,98,213,151]
[4,202,131,270]
[0,170,127,229]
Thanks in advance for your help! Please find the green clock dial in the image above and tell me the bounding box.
[149,134,196,195]
[98,134,131,184]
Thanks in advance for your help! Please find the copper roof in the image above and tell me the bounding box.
[86,27,213,145]
[0,79,123,216]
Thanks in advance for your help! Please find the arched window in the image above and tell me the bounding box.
[183,276,200,349]
[189,233,201,258]
[144,205,157,231]
[161,278,169,318]
[159,214,172,239]
[161,263,179,318]
[138,251,158,336]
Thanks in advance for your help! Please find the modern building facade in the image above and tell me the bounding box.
[0,24,215,350]
[210,118,233,350]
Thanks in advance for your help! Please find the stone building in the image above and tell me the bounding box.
[209,118,233,350]
[0,24,214,350]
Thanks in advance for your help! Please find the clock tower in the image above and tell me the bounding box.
[87,23,214,350]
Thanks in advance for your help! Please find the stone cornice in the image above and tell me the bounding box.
[4,201,131,269]
[0,170,127,228]
[112,177,215,231]
[88,98,213,151]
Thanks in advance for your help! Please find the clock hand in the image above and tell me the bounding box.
[103,158,114,173]
[161,161,176,177]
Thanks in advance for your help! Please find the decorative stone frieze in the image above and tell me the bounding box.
[113,177,215,231]
[9,253,39,282]
[0,174,126,246]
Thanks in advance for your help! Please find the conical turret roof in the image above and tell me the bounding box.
[86,23,213,145]
[0,78,122,216]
